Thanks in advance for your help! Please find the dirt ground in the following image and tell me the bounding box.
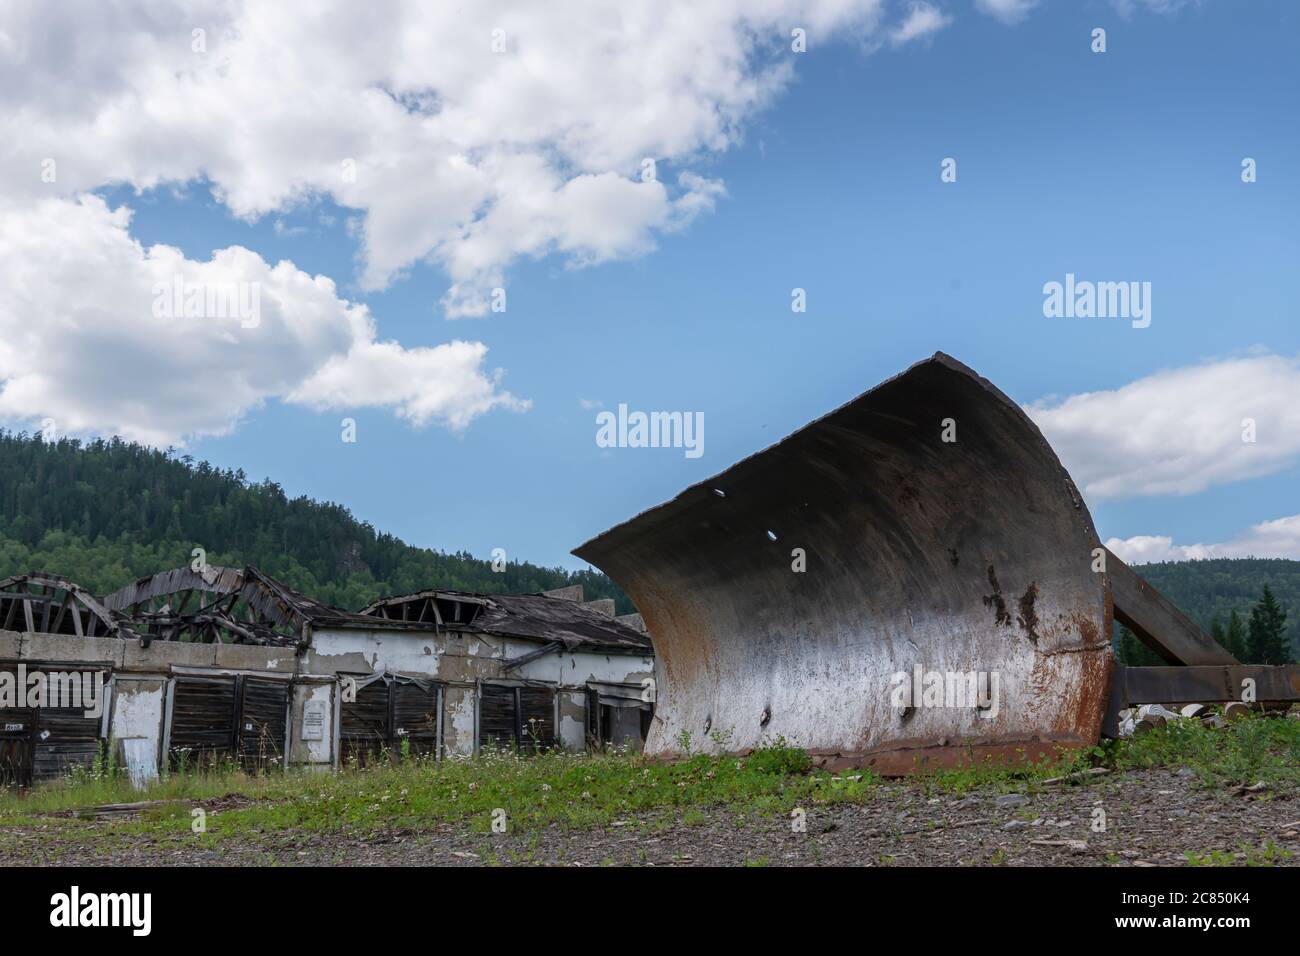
[4,767,1297,866]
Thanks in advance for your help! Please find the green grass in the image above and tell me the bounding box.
[0,738,860,840]
[1106,713,1300,788]
[1186,841,1293,867]
[915,713,1300,794]
[1,717,1294,845]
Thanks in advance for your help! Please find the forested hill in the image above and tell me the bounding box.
[0,431,630,612]
[1,430,1296,635]
[1129,557,1299,658]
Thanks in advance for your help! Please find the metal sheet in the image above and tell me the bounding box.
[574,352,1114,773]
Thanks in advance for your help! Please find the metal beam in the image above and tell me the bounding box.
[1105,550,1237,665]
[1116,663,1300,706]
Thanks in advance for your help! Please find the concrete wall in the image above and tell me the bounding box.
[4,624,656,776]
[307,627,655,756]
[108,677,167,785]
[288,680,336,768]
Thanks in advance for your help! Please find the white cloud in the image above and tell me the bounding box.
[1107,514,1300,564]
[0,195,525,445]
[290,340,529,431]
[1110,0,1198,16]
[974,0,1039,24]
[890,3,953,45]
[1025,353,1300,501]
[0,0,888,317]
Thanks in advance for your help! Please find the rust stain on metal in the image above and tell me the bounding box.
[575,352,1118,774]
[1017,583,1040,643]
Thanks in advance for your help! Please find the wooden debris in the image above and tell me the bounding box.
[1222,701,1249,721]
[1030,838,1089,852]
[1040,767,1111,787]
[70,800,181,819]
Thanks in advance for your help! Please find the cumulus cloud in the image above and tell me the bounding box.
[1025,353,1300,501]
[1107,514,1300,564]
[1110,0,1198,16]
[0,0,889,317]
[890,3,952,45]
[0,195,526,445]
[974,0,1039,24]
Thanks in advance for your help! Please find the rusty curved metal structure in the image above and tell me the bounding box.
[575,353,1114,773]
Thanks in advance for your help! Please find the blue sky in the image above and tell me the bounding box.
[5,0,1298,569]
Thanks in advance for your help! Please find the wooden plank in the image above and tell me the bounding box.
[1106,549,1237,665]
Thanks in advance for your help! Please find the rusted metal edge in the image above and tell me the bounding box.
[572,352,1116,771]
[807,736,1093,776]
[575,351,1105,567]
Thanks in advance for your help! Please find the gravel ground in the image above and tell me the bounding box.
[4,767,1297,866]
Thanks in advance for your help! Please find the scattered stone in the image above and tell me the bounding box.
[1041,767,1111,786]
[1030,838,1088,853]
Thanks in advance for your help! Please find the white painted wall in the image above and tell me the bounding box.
[289,681,335,766]
[107,677,166,785]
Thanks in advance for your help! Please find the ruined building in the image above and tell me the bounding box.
[0,567,654,786]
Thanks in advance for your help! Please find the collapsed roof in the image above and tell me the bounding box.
[1,564,650,654]
[0,572,128,640]
[360,588,653,653]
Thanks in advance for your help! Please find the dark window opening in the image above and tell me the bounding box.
[478,684,556,753]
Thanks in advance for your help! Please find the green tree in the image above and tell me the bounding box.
[1247,584,1290,664]
[1223,609,1248,661]
[1118,625,1164,666]
[0,430,634,611]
